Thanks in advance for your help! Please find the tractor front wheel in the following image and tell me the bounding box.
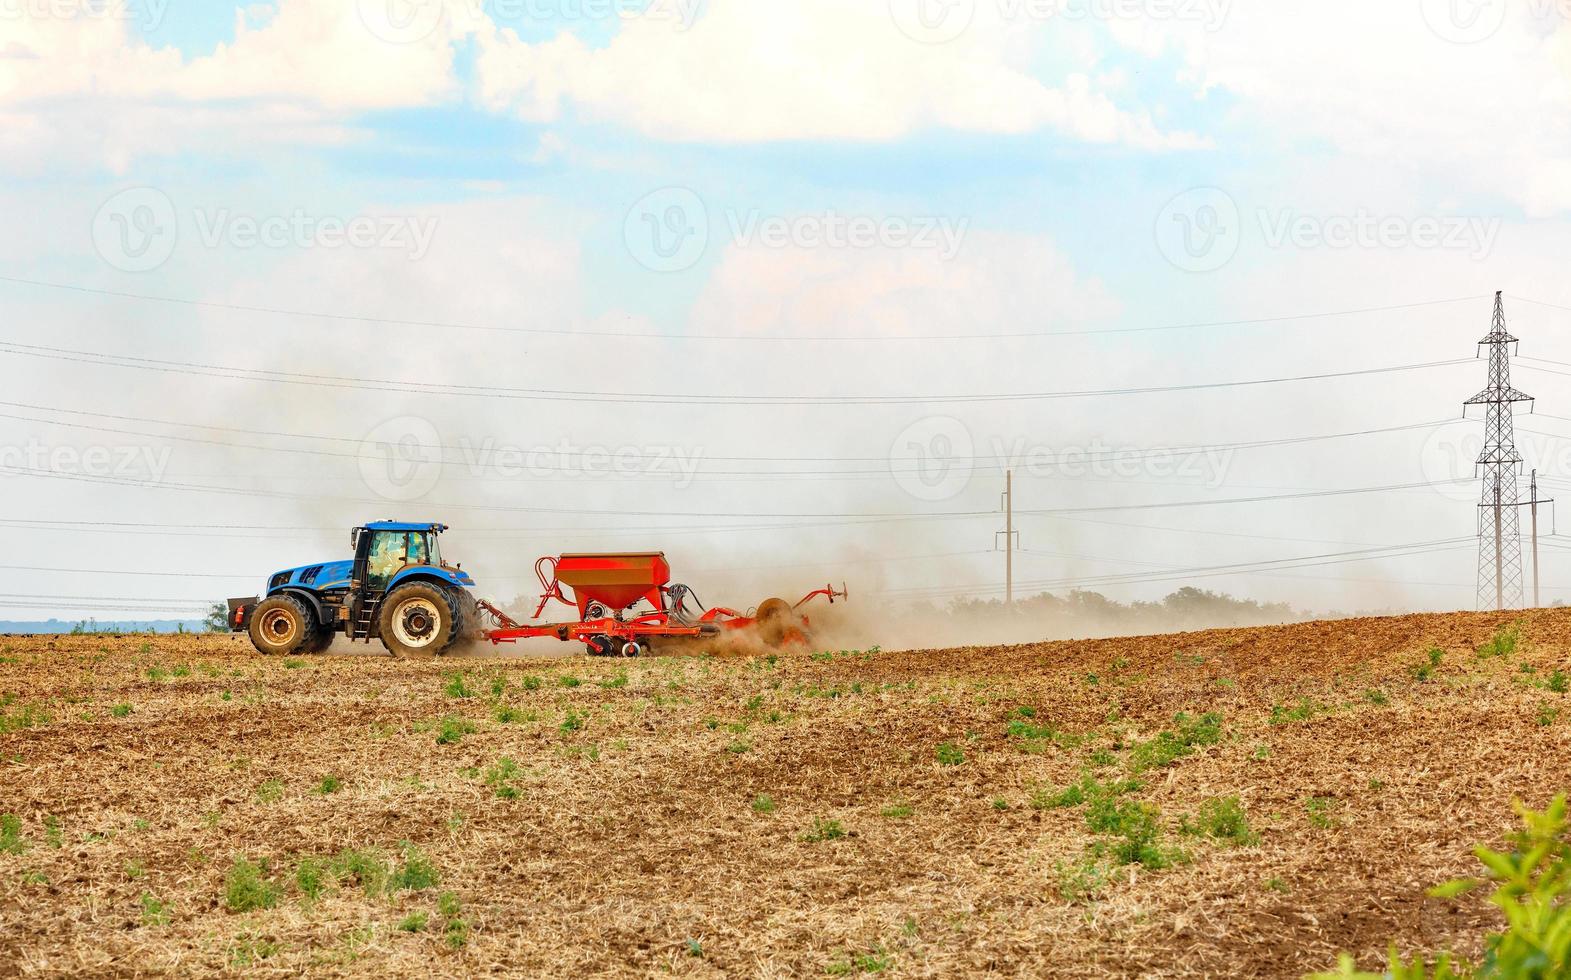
[378,582,461,657]
[248,595,313,656]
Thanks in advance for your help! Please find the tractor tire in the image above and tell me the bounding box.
[378,582,462,657]
[248,594,314,656]
[301,624,336,654]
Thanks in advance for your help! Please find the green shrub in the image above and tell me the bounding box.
[435,715,475,745]
[751,795,776,814]
[111,703,133,718]
[316,776,341,795]
[1127,712,1223,772]
[1181,796,1260,846]
[560,710,585,733]
[254,779,284,804]
[224,857,277,912]
[1478,624,1520,660]
[485,758,521,800]
[0,814,25,855]
[801,818,846,842]
[443,673,474,699]
[1309,795,1571,979]
[520,675,542,691]
[139,892,170,926]
[1270,699,1324,724]
[390,843,439,891]
[397,911,428,932]
[1551,670,1569,694]
[935,742,965,766]
[1305,796,1338,829]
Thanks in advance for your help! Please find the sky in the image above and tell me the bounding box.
[2,0,1571,628]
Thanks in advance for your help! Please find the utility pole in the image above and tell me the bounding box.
[1464,292,1534,611]
[995,471,1017,606]
[1532,469,1541,607]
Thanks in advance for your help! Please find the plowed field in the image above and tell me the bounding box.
[2,609,1569,977]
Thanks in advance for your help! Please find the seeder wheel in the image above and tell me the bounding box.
[755,597,802,648]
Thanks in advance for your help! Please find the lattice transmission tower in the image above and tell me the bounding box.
[1464,292,1534,611]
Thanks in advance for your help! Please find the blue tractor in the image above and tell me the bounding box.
[229,521,477,656]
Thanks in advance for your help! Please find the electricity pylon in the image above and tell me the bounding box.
[1464,292,1534,611]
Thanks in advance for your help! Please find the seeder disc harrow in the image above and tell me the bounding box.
[477,552,847,656]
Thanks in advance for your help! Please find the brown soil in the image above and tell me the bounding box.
[1,608,1568,977]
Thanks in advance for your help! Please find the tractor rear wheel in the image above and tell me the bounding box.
[378,582,461,657]
[248,594,313,656]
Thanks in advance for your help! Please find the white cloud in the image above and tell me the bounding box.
[472,0,1205,148]
[1113,3,1571,214]
[0,2,467,109]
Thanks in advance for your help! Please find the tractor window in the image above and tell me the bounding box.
[406,532,429,566]
[366,532,406,589]
[424,532,441,567]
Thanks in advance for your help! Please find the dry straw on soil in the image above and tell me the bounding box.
[1,609,1569,977]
